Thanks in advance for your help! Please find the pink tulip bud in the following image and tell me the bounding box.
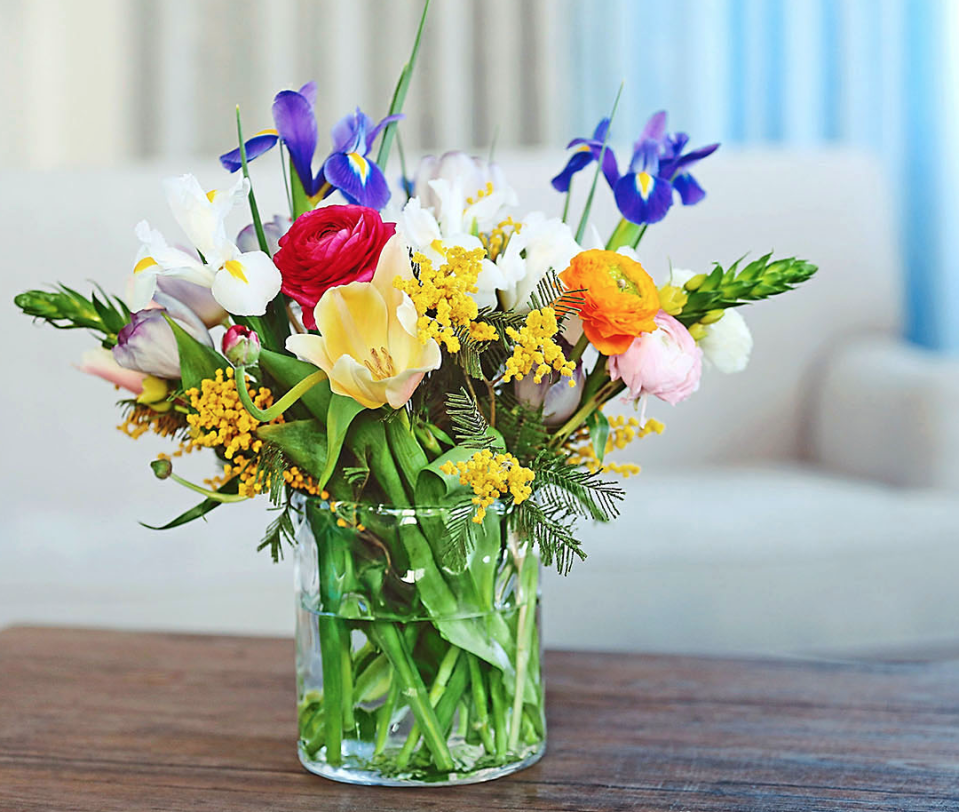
[222,324,261,366]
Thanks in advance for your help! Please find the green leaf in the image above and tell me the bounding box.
[257,419,328,481]
[586,409,610,464]
[289,158,312,219]
[375,0,431,168]
[258,348,332,421]
[318,395,367,489]
[575,82,623,243]
[140,478,239,530]
[165,315,228,390]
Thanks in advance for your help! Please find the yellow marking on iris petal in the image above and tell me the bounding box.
[206,189,218,203]
[575,143,592,153]
[636,172,653,199]
[134,256,158,274]
[224,259,249,283]
[255,128,279,137]
[347,152,370,182]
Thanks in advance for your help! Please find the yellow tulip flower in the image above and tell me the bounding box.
[285,236,441,410]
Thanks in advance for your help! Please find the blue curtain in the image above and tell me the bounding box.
[569,0,959,352]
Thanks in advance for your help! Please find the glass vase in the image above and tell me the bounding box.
[293,497,546,786]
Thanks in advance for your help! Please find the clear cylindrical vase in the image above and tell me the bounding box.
[293,498,545,786]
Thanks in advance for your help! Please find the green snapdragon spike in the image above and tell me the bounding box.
[15,285,129,346]
[676,254,819,326]
[575,82,623,243]
[375,0,430,169]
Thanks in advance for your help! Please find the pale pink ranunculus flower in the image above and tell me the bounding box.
[608,311,702,406]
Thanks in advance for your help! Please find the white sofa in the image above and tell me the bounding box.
[2,148,957,656]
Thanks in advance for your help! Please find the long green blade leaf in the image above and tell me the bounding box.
[375,0,431,168]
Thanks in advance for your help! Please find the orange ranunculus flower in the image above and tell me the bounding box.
[559,249,660,355]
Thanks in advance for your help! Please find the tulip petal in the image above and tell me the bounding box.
[314,283,389,363]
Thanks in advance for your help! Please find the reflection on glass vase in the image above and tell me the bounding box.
[294,497,545,786]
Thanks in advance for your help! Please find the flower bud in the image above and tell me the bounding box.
[136,375,172,413]
[514,356,585,426]
[150,458,173,480]
[683,273,707,291]
[699,309,725,325]
[222,324,261,366]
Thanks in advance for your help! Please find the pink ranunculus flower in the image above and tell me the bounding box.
[608,311,702,406]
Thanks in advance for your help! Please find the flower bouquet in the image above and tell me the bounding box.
[14,2,815,788]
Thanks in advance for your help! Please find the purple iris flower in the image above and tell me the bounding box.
[219,81,400,210]
[613,111,719,225]
[659,132,720,206]
[551,118,620,193]
[322,108,401,209]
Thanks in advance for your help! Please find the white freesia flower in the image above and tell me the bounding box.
[496,212,583,312]
[699,308,753,373]
[130,174,281,317]
[413,152,517,232]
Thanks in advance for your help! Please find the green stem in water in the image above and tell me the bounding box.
[317,617,344,765]
[396,644,461,768]
[370,621,454,772]
[235,367,326,422]
[489,668,508,763]
[374,678,400,757]
[508,550,539,752]
[467,653,495,754]
[456,699,469,739]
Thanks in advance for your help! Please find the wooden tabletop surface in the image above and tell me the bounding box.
[1,626,958,811]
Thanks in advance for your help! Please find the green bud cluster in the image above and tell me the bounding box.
[14,284,130,347]
[675,254,817,327]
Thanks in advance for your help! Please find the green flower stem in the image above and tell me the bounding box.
[467,654,495,754]
[575,82,623,243]
[396,644,461,768]
[561,182,573,224]
[434,656,470,737]
[235,106,269,256]
[508,550,539,752]
[489,668,509,762]
[456,699,469,738]
[301,708,326,757]
[370,621,454,772]
[317,617,344,765]
[166,472,249,503]
[235,367,326,422]
[605,219,648,251]
[340,636,356,730]
[568,332,589,364]
[374,678,400,757]
[354,653,391,704]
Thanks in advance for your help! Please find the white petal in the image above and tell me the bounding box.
[210,251,281,316]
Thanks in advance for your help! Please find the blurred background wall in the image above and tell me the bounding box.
[1,0,958,348]
[2,0,959,654]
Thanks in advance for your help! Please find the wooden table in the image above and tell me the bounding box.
[1,627,958,811]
